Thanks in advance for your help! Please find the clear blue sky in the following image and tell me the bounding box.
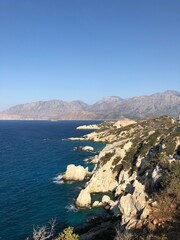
[0,0,180,110]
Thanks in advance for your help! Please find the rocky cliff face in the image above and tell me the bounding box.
[1,90,180,120]
[74,116,180,235]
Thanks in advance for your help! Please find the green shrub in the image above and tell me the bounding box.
[100,151,115,165]
[112,156,121,166]
[113,163,123,173]
[55,227,79,240]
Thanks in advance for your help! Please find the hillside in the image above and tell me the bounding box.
[68,116,180,239]
[0,91,180,120]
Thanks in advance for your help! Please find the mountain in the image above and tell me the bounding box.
[115,90,180,119]
[0,90,179,120]
[90,96,124,112]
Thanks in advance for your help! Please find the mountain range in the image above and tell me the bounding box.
[0,90,179,120]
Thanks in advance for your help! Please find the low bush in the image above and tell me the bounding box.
[55,227,79,240]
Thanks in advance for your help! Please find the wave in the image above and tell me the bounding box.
[53,174,64,184]
[83,158,89,162]
[65,203,78,213]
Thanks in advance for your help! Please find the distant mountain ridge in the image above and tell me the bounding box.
[0,90,180,120]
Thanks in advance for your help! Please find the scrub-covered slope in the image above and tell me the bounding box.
[75,116,180,238]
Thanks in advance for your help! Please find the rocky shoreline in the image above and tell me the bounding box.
[61,116,180,239]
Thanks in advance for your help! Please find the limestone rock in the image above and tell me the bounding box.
[62,164,89,181]
[86,156,118,193]
[102,195,111,204]
[77,124,99,130]
[119,194,137,221]
[140,205,152,220]
[92,201,103,207]
[113,119,136,128]
[88,155,99,164]
[76,189,91,208]
[132,180,147,210]
[152,165,162,187]
[75,146,94,152]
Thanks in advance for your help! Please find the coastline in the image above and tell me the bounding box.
[62,116,180,239]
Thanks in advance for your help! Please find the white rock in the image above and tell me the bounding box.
[87,155,118,193]
[151,201,158,208]
[89,155,99,164]
[82,146,94,152]
[92,201,103,207]
[113,119,136,128]
[120,194,137,220]
[132,180,147,210]
[75,146,94,152]
[118,170,130,184]
[77,124,99,130]
[152,165,162,185]
[109,200,115,208]
[76,189,91,208]
[140,205,151,220]
[102,195,111,204]
[115,183,126,196]
[92,201,100,207]
[62,164,89,181]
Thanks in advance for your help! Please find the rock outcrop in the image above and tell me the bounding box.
[74,146,94,152]
[76,188,91,208]
[62,164,90,181]
[76,124,99,130]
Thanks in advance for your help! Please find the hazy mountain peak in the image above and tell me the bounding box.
[0,90,179,120]
[164,90,180,96]
[96,96,123,104]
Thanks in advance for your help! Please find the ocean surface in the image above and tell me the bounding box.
[0,120,106,240]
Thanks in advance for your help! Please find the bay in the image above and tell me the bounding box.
[0,120,105,240]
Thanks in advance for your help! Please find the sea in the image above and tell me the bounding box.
[0,120,106,240]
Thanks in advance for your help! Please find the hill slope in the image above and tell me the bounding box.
[73,116,180,239]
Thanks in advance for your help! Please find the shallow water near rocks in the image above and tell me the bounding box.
[0,120,106,240]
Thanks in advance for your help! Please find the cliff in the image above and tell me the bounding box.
[73,116,180,239]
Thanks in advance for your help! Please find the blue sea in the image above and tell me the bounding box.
[0,120,106,240]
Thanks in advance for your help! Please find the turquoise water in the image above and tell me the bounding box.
[0,120,106,240]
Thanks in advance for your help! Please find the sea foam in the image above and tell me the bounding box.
[53,174,63,184]
[65,203,78,212]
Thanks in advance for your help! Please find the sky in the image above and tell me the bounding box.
[0,0,180,110]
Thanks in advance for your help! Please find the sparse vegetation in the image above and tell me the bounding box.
[113,163,123,174]
[26,222,79,240]
[113,156,122,166]
[26,219,56,240]
[55,227,79,240]
[100,151,115,165]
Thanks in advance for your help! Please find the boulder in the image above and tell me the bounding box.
[102,195,111,204]
[132,180,147,210]
[75,146,94,152]
[92,201,103,207]
[119,194,137,221]
[140,205,152,220]
[152,165,162,187]
[82,146,94,152]
[76,189,91,208]
[62,164,89,181]
[89,155,99,164]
